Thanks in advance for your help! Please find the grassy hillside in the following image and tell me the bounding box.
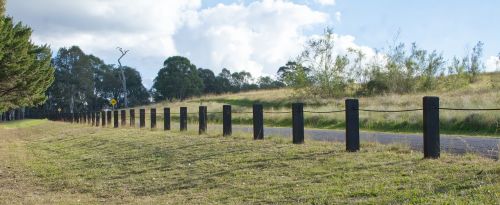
[1,120,500,203]
[137,72,500,136]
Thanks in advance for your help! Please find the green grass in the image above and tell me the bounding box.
[1,120,500,204]
[137,72,500,137]
[0,119,47,129]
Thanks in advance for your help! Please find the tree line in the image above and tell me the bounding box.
[1,1,497,118]
[151,56,284,101]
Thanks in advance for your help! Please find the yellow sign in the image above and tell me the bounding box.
[110,99,117,106]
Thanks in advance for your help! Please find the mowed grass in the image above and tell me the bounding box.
[1,120,500,204]
[0,119,47,129]
[135,72,500,136]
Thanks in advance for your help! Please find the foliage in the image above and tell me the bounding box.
[466,41,484,82]
[0,17,55,112]
[152,56,203,101]
[0,0,4,16]
[298,28,349,97]
[45,46,149,113]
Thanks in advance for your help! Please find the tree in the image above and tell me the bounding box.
[122,66,150,106]
[214,68,233,93]
[49,46,97,113]
[0,17,55,112]
[257,76,284,89]
[231,71,252,91]
[152,56,203,101]
[298,28,349,97]
[198,68,218,94]
[116,47,129,107]
[0,0,5,16]
[467,41,484,82]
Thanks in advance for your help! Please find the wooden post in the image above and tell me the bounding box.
[113,110,119,128]
[345,99,360,152]
[423,96,440,158]
[164,107,170,130]
[180,107,187,131]
[223,105,232,136]
[151,108,156,129]
[199,106,207,134]
[130,109,135,127]
[101,111,106,127]
[95,112,100,127]
[253,104,264,140]
[139,109,145,128]
[292,103,304,144]
[106,111,112,126]
[121,110,126,126]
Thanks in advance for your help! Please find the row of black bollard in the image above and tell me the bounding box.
[65,96,440,159]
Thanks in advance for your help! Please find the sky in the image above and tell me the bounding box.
[6,0,500,88]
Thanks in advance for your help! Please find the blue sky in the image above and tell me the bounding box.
[204,0,499,59]
[6,0,499,87]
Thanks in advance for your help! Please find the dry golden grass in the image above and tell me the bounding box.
[126,72,500,136]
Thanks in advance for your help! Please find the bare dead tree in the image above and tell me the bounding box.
[117,47,129,108]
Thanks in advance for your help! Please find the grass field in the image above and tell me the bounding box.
[130,72,500,137]
[1,120,500,204]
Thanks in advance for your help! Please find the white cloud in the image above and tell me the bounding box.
[8,0,380,87]
[174,0,328,76]
[335,11,342,23]
[7,0,202,87]
[315,0,336,6]
[486,55,500,72]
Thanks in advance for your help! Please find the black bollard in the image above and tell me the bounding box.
[113,110,119,128]
[199,106,207,134]
[423,96,440,158]
[151,108,156,129]
[96,112,100,127]
[253,104,264,140]
[106,111,112,126]
[130,109,135,127]
[121,110,126,126]
[164,107,170,131]
[345,99,360,152]
[223,105,232,136]
[292,103,304,144]
[139,109,145,128]
[180,107,187,131]
[101,111,105,127]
